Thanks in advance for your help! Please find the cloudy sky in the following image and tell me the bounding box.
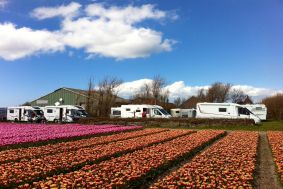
[0,0,282,106]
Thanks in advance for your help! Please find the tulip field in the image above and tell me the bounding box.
[1,123,283,188]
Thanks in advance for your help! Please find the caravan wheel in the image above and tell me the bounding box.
[14,118,18,122]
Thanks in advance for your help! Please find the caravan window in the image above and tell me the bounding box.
[9,109,14,113]
[256,107,263,110]
[154,109,162,115]
[219,108,227,112]
[238,107,250,115]
[136,109,141,112]
[47,109,53,113]
[175,111,180,113]
[126,108,131,111]
[112,110,121,115]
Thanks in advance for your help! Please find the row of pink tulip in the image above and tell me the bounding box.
[24,130,224,189]
[0,129,193,188]
[267,132,283,181]
[0,128,166,164]
[0,123,142,147]
[151,131,259,189]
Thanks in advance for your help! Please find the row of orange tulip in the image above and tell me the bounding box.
[151,131,259,189]
[25,130,225,189]
[0,129,192,188]
[267,132,283,181]
[0,128,166,164]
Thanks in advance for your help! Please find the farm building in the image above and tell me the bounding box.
[30,87,128,108]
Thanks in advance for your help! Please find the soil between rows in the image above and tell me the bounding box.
[254,132,281,189]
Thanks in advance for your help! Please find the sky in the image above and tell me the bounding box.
[0,0,282,106]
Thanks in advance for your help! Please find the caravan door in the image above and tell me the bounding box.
[238,107,250,119]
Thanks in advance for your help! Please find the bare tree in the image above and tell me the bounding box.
[230,88,246,104]
[197,88,207,101]
[151,75,166,104]
[262,93,283,120]
[206,82,232,103]
[174,97,182,107]
[97,77,123,117]
[86,78,95,115]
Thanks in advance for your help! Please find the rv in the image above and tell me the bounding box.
[110,104,171,118]
[0,108,7,121]
[196,103,261,124]
[170,108,196,118]
[242,104,267,121]
[7,106,46,123]
[42,105,88,123]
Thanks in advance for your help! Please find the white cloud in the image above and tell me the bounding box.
[0,2,175,61]
[115,79,283,102]
[0,23,64,61]
[0,0,8,8]
[31,2,81,20]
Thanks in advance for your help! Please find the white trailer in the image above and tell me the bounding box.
[7,106,46,122]
[111,104,171,118]
[242,104,267,121]
[196,103,261,124]
[170,108,196,118]
[42,105,88,123]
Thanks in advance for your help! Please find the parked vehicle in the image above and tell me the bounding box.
[42,105,88,123]
[7,106,46,123]
[110,104,171,118]
[242,104,267,121]
[170,108,196,118]
[196,103,261,124]
[0,107,7,121]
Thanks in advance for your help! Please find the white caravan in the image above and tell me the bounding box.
[111,104,171,118]
[7,106,45,122]
[42,105,88,123]
[196,103,261,124]
[170,109,196,118]
[242,104,267,121]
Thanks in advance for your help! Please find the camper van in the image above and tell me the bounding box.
[170,108,196,118]
[196,103,261,124]
[110,104,171,118]
[7,106,45,122]
[42,105,87,123]
[0,108,7,121]
[242,104,267,121]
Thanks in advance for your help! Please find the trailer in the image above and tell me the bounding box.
[110,104,171,118]
[7,106,46,123]
[42,105,88,123]
[0,107,7,121]
[242,104,267,121]
[196,103,261,124]
[170,108,196,118]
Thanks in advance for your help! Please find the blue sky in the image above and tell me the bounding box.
[0,0,282,106]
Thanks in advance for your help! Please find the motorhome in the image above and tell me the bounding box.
[196,103,261,124]
[110,104,171,118]
[0,108,7,121]
[7,106,45,122]
[242,104,267,121]
[42,105,88,123]
[170,108,196,118]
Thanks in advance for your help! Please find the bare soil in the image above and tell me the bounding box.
[254,132,282,189]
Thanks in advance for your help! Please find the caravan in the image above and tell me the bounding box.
[110,104,171,118]
[196,103,261,124]
[7,106,45,122]
[170,108,196,118]
[242,104,267,121]
[42,105,88,123]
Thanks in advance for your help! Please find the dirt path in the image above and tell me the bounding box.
[255,132,282,189]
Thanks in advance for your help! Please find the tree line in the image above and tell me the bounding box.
[85,76,283,120]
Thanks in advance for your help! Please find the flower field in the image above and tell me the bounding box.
[151,132,259,188]
[0,123,142,147]
[267,132,283,181]
[1,123,283,188]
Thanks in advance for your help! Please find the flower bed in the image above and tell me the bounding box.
[151,131,258,188]
[0,128,167,164]
[267,132,283,182]
[0,123,142,147]
[0,129,193,188]
[26,130,225,189]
